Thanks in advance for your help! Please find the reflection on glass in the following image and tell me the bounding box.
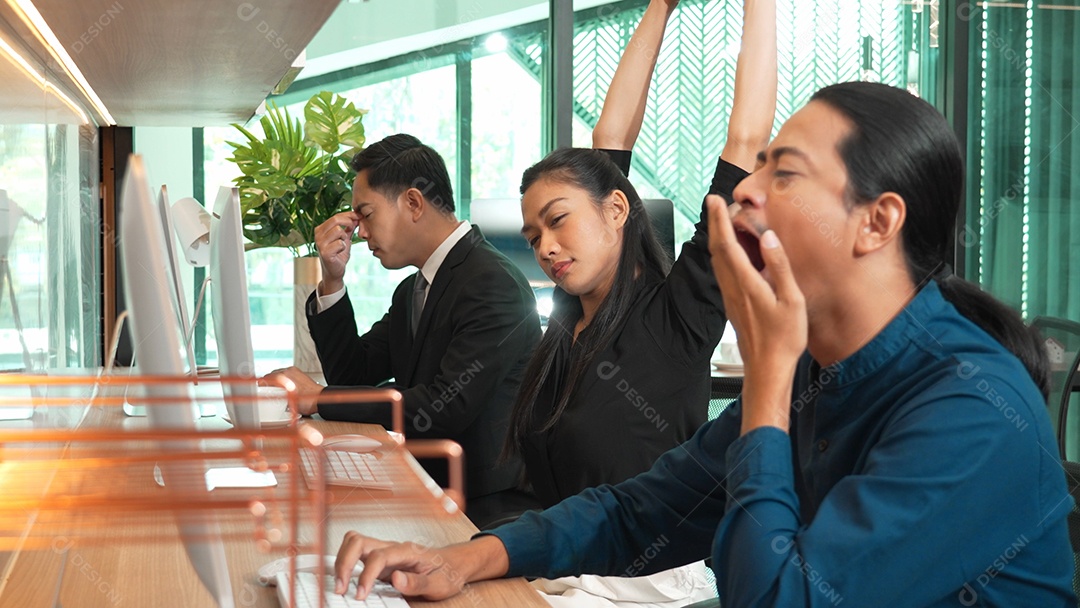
[0,124,99,372]
[0,27,101,372]
[0,188,43,369]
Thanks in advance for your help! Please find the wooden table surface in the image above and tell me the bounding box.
[0,382,546,608]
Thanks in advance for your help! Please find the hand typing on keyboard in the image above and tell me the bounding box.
[331,532,509,602]
[276,571,409,608]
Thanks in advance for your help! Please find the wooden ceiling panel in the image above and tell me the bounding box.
[0,58,86,124]
[0,19,89,125]
[30,0,340,126]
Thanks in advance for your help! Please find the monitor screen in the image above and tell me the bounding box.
[157,185,198,377]
[119,154,234,605]
[642,198,676,261]
[209,185,260,430]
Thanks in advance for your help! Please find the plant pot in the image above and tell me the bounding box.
[293,256,323,374]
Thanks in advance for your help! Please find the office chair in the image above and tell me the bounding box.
[1032,316,1080,602]
[1062,459,1080,605]
[1031,317,1080,460]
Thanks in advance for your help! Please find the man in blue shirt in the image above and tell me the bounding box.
[332,83,1075,607]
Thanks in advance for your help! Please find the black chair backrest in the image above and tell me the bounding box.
[1032,316,1080,603]
[1062,460,1080,603]
[1032,316,1080,460]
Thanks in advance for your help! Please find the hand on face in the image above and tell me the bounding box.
[315,211,360,293]
[335,532,466,601]
[259,366,323,416]
[707,195,807,431]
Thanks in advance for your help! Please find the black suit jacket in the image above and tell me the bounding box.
[307,226,541,498]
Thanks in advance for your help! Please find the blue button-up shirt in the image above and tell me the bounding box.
[487,282,1075,606]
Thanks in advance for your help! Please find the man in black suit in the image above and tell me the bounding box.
[268,134,542,527]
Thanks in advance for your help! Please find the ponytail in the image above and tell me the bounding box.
[936,274,1050,401]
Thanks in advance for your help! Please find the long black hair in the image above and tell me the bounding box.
[504,148,672,458]
[811,82,1049,400]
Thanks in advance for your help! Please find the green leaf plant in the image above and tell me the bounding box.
[226,91,366,257]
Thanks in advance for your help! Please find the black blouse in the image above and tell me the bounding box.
[522,151,749,508]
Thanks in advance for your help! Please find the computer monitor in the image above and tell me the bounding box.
[119,154,235,606]
[469,198,550,286]
[209,185,260,430]
[641,198,676,261]
[119,187,214,417]
[158,186,199,377]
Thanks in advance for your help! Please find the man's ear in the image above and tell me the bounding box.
[605,190,630,230]
[402,187,426,222]
[854,191,906,256]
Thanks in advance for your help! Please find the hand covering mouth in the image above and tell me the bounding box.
[730,209,768,272]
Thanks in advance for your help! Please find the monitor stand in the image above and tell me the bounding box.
[107,313,215,418]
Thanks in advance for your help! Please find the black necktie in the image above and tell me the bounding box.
[411,274,428,335]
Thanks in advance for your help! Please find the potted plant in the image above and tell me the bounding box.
[226,90,366,372]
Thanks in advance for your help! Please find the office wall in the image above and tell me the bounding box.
[134,127,195,205]
[131,127,198,340]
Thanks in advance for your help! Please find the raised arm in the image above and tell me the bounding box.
[720,0,777,172]
[592,0,679,151]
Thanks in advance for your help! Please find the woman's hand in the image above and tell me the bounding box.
[335,532,510,602]
[706,195,806,435]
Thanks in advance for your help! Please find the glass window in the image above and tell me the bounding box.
[195,0,949,371]
[570,0,937,244]
[963,2,1080,458]
[0,72,100,372]
[964,2,1079,322]
[470,52,543,200]
[199,6,552,369]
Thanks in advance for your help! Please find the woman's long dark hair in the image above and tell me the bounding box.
[812,82,1049,400]
[504,148,672,458]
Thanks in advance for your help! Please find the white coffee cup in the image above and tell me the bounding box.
[256,386,290,421]
[719,342,743,365]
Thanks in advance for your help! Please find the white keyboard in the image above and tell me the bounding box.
[275,571,409,608]
[299,448,394,490]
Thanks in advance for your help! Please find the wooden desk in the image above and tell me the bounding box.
[0,391,545,608]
